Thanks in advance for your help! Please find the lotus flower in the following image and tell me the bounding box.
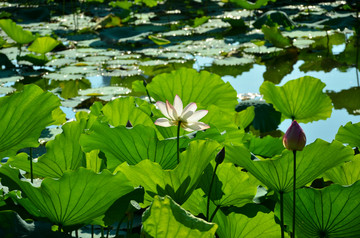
[283,120,306,151]
[154,95,210,132]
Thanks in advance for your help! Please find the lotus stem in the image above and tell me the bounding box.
[206,162,219,221]
[280,191,285,238]
[177,121,181,164]
[91,225,94,238]
[209,205,220,222]
[116,215,126,237]
[29,147,33,183]
[292,150,297,238]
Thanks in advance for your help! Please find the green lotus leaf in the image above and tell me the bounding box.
[114,140,220,205]
[148,35,170,45]
[199,162,258,207]
[335,121,360,147]
[280,181,360,237]
[0,165,134,228]
[147,68,238,112]
[9,119,87,178]
[324,154,360,185]
[234,106,255,129]
[246,135,285,158]
[262,25,292,48]
[260,76,333,123]
[142,195,217,238]
[0,84,62,158]
[0,19,35,44]
[227,139,354,192]
[229,0,274,10]
[102,96,155,128]
[28,36,59,55]
[85,149,105,173]
[80,122,189,170]
[214,209,282,238]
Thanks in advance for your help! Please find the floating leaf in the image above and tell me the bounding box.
[80,122,189,170]
[227,139,354,193]
[9,119,87,178]
[0,19,35,44]
[28,36,59,55]
[280,181,360,237]
[335,121,360,147]
[142,196,217,238]
[148,35,170,45]
[0,84,62,158]
[115,140,220,205]
[0,166,134,229]
[260,76,333,123]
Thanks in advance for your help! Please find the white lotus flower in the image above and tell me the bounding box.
[154,95,210,132]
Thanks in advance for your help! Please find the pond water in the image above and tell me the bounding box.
[0,0,359,145]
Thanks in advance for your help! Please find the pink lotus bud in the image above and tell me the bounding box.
[283,120,306,151]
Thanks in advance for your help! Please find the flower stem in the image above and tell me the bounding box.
[280,191,285,238]
[206,162,219,221]
[292,150,297,238]
[177,121,181,164]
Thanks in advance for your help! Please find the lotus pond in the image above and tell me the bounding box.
[0,0,359,237]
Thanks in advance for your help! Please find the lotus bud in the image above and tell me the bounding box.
[215,147,225,164]
[283,120,306,151]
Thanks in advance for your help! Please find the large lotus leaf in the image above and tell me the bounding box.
[85,150,105,173]
[234,106,255,129]
[202,105,238,131]
[114,140,220,205]
[0,84,63,158]
[9,119,87,178]
[101,96,155,128]
[147,68,238,112]
[229,0,274,10]
[142,195,217,238]
[80,122,189,170]
[227,139,353,193]
[262,25,292,48]
[0,19,35,44]
[260,76,333,123]
[335,121,360,147]
[214,210,282,238]
[28,36,59,55]
[199,162,257,207]
[246,135,285,158]
[324,154,360,185]
[280,181,360,237]
[0,165,134,228]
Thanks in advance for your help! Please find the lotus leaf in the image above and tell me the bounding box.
[0,19,35,44]
[28,36,59,55]
[260,76,333,123]
[142,195,217,238]
[335,121,360,147]
[0,84,64,158]
[227,139,353,193]
[324,154,360,185]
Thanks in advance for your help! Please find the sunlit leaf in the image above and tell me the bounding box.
[0,165,134,229]
[148,35,170,45]
[80,122,189,170]
[114,140,220,205]
[214,209,282,238]
[28,36,59,55]
[0,84,62,158]
[280,181,360,237]
[234,106,255,129]
[324,154,360,185]
[142,196,217,238]
[335,121,360,147]
[193,16,210,28]
[260,76,333,123]
[229,0,275,10]
[227,139,354,192]
[262,25,292,48]
[0,19,35,44]
[9,119,87,178]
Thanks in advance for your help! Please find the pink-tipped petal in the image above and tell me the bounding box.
[186,110,208,122]
[173,95,183,116]
[156,101,170,119]
[166,100,177,120]
[183,122,210,131]
[154,118,173,127]
[181,102,197,120]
